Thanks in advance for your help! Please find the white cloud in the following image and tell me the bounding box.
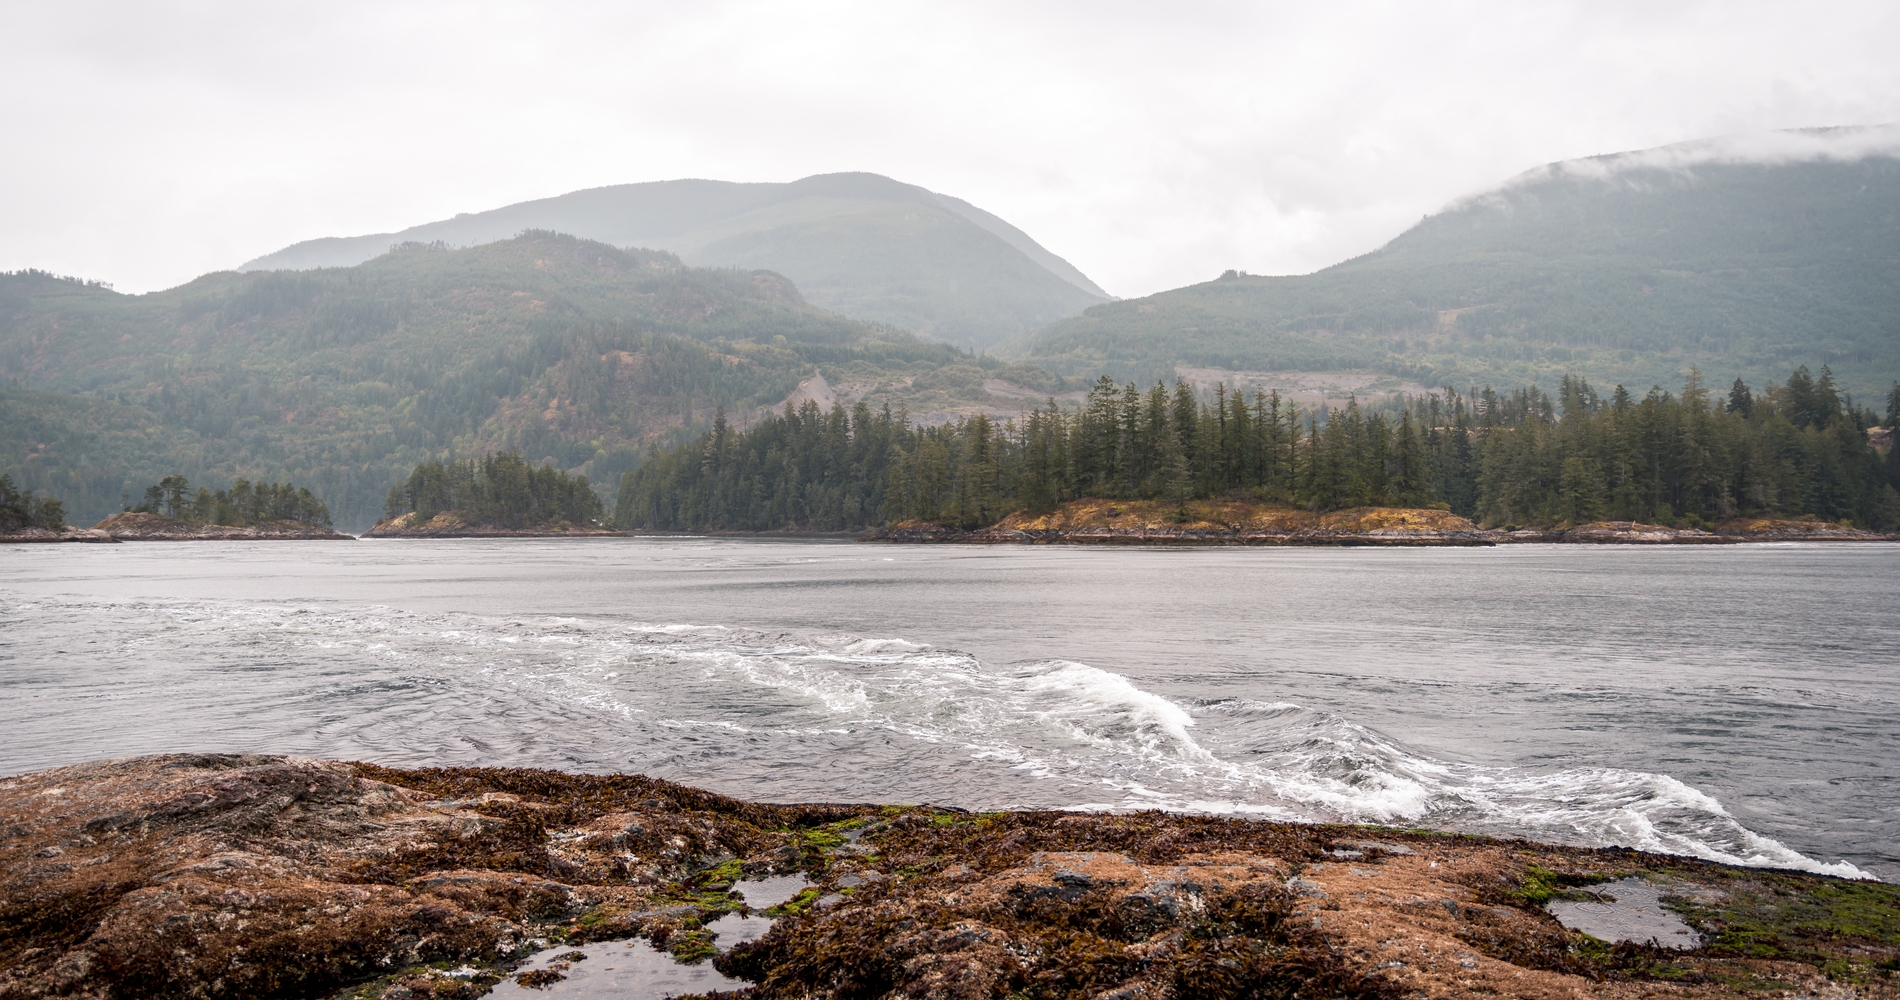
[2,0,1898,297]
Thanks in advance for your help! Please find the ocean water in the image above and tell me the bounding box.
[2,538,1895,880]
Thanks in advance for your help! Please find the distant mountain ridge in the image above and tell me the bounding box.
[1003,125,1900,397]
[2,231,1085,530]
[241,172,1109,351]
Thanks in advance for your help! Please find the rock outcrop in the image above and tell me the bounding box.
[862,501,1900,547]
[363,511,621,538]
[0,527,116,543]
[2,754,1894,999]
[866,501,1498,546]
[86,512,354,541]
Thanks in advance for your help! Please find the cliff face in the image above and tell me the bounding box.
[2,755,1892,1000]
[87,512,353,541]
[362,511,621,538]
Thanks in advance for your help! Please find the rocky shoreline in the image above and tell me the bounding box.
[0,526,117,543]
[87,511,355,541]
[2,513,354,542]
[860,500,1900,547]
[363,511,622,538]
[1,754,1892,1000]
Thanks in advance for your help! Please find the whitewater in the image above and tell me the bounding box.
[2,537,1894,879]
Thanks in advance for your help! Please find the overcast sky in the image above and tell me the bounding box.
[5,0,1898,297]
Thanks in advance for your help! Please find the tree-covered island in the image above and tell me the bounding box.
[615,366,1900,543]
[87,475,350,540]
[367,451,613,537]
[0,474,69,539]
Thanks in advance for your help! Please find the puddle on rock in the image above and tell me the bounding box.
[1546,877,1702,950]
[487,875,810,998]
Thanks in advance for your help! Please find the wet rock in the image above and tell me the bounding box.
[4,757,1894,1000]
[1546,877,1703,950]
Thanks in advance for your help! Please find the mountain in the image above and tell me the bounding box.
[1001,126,1900,398]
[2,232,1063,530]
[241,173,1109,352]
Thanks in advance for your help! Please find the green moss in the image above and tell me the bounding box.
[1669,875,1900,978]
[669,929,719,964]
[1512,865,1609,906]
[795,829,847,852]
[766,887,824,918]
[696,858,745,890]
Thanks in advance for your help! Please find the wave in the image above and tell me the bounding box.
[0,595,1873,879]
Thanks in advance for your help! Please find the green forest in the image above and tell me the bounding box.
[0,474,65,531]
[1002,158,1900,398]
[616,366,1900,533]
[383,452,604,529]
[127,474,334,527]
[10,153,1900,535]
[0,233,1028,529]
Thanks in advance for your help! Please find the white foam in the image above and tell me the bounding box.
[7,595,1875,880]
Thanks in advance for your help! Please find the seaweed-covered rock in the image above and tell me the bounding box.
[3,756,1897,999]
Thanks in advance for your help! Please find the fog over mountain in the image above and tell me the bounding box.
[1005,126,1900,396]
[241,173,1108,353]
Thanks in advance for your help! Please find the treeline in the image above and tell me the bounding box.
[131,475,334,527]
[0,474,65,531]
[615,403,905,532]
[1,232,975,530]
[616,365,1900,532]
[383,452,604,528]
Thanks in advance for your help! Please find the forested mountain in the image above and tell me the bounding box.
[617,365,1900,533]
[241,173,1109,351]
[1,231,1043,529]
[1002,127,1900,398]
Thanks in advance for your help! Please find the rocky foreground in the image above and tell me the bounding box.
[2,755,1894,1000]
[863,500,1900,546]
[363,512,620,539]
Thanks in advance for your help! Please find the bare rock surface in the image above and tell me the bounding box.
[865,500,1497,546]
[862,501,1900,546]
[2,755,1896,999]
[0,527,115,544]
[363,512,620,539]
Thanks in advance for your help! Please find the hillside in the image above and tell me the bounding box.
[0,233,1061,530]
[240,172,1109,351]
[1001,126,1900,398]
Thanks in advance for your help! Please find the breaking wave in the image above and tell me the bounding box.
[0,596,1873,880]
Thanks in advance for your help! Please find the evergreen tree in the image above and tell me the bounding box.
[0,475,66,531]
[615,365,1899,532]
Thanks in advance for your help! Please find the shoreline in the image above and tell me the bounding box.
[860,501,1900,547]
[363,509,621,539]
[1,754,1892,1000]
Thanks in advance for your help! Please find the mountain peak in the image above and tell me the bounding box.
[238,174,1107,350]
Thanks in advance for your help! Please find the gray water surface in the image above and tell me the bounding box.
[2,538,1894,878]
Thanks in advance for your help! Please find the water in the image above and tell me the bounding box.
[1546,877,1702,949]
[488,876,810,998]
[2,538,1895,880]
